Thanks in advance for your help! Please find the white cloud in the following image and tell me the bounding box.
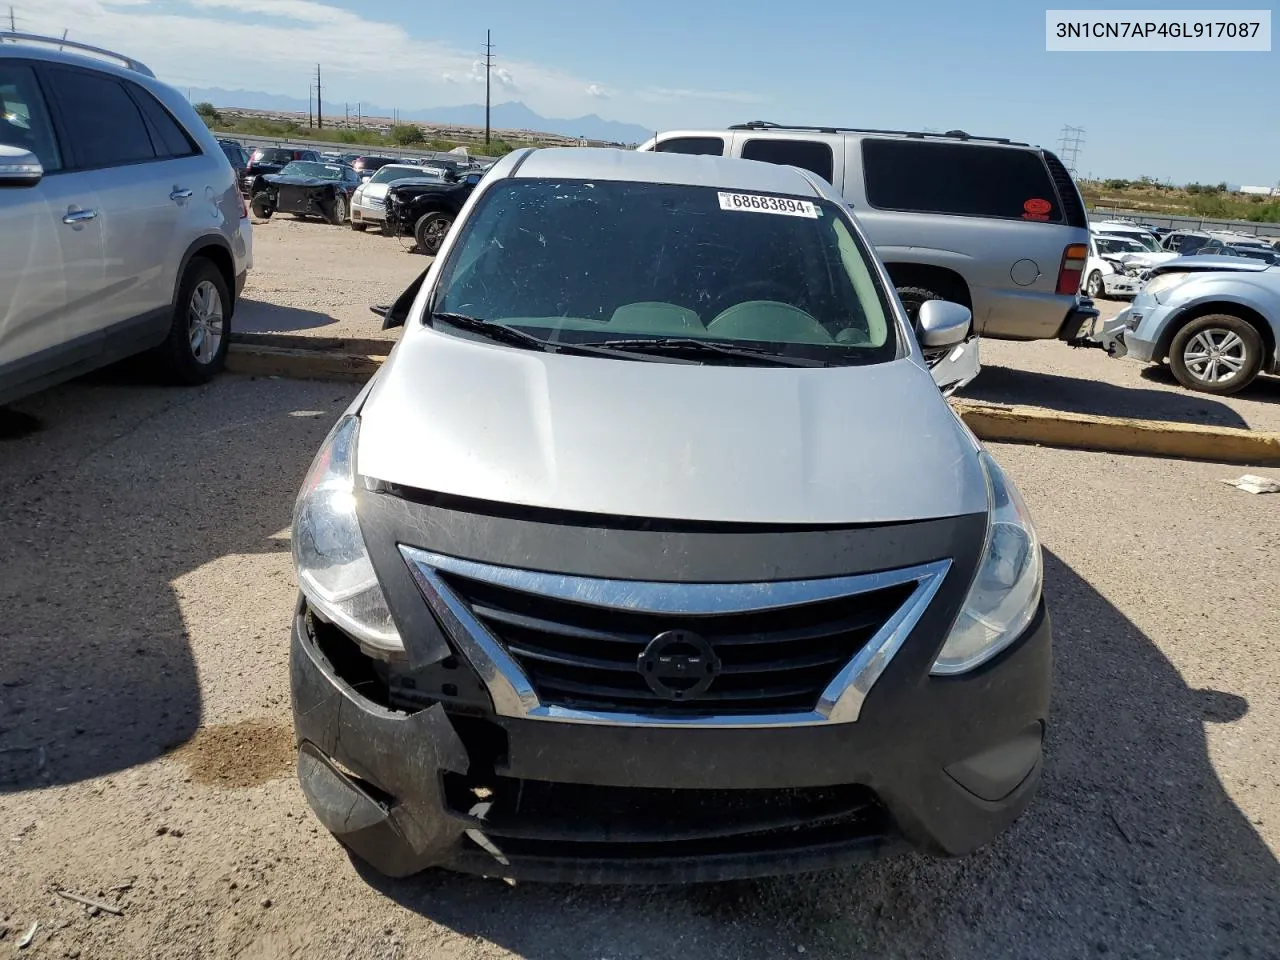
[26,1,765,127]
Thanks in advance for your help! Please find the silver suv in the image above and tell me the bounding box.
[0,34,252,406]
[638,123,1097,342]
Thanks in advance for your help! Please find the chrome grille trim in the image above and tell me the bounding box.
[401,546,951,729]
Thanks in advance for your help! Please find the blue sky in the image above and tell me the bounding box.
[27,0,1280,184]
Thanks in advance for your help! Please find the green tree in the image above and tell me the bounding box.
[390,123,425,145]
[193,101,221,126]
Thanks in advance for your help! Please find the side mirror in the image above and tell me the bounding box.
[917,299,971,349]
[0,145,43,187]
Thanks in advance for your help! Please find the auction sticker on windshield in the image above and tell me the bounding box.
[718,192,818,218]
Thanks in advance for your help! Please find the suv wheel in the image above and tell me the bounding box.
[1168,314,1263,395]
[151,259,231,385]
[896,285,942,327]
[327,194,348,226]
[414,211,453,255]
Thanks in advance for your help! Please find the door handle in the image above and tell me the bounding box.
[62,208,98,224]
[170,188,193,201]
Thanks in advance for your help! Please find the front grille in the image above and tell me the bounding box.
[444,773,889,860]
[436,572,914,717]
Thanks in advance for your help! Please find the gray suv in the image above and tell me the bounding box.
[638,123,1097,342]
[0,34,252,406]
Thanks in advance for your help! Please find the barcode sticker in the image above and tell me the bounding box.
[717,192,818,218]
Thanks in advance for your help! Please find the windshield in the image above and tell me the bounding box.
[368,165,425,184]
[433,179,898,365]
[279,161,343,179]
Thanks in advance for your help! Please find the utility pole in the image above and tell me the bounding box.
[315,63,322,130]
[308,81,313,129]
[8,6,15,32]
[1057,124,1086,177]
[484,29,493,147]
[345,102,349,124]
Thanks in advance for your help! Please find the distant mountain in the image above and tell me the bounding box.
[185,88,653,145]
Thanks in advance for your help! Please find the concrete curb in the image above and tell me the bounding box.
[226,342,1280,466]
[950,400,1280,467]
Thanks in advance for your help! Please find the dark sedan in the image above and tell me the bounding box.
[249,161,361,225]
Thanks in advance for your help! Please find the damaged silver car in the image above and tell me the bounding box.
[288,148,1049,883]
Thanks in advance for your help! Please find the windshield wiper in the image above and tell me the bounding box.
[429,313,692,362]
[594,337,829,367]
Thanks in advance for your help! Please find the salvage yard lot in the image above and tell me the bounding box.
[2,217,1279,959]
[0,374,1277,959]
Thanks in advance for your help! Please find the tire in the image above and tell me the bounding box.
[250,192,273,219]
[1167,314,1263,395]
[414,211,453,255]
[1085,270,1106,299]
[350,218,367,232]
[149,258,231,385]
[896,285,943,328]
[326,194,348,226]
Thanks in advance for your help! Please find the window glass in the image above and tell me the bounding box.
[863,139,1062,222]
[45,67,155,168]
[741,138,834,184]
[129,84,197,158]
[0,63,63,171]
[434,179,896,366]
[368,165,422,184]
[655,136,726,156]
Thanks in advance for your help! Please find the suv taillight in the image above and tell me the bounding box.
[1056,243,1088,295]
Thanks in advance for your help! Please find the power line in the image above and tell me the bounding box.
[483,28,493,146]
[1057,124,1086,177]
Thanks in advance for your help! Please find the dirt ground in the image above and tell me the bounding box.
[1,217,1278,958]
[233,214,1280,432]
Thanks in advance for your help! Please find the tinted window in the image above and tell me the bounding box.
[863,140,1062,222]
[655,136,726,156]
[251,148,293,164]
[129,85,197,158]
[45,67,155,168]
[435,179,896,365]
[741,138,834,184]
[0,62,62,171]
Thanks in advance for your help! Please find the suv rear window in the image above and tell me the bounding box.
[741,138,834,185]
[862,140,1063,223]
[655,136,726,156]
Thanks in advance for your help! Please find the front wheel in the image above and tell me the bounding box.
[1167,314,1263,395]
[1085,270,1106,299]
[250,192,274,219]
[327,194,348,226]
[149,258,230,385]
[414,211,453,255]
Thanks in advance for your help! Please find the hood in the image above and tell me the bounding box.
[355,329,988,525]
[1149,256,1274,277]
[1115,251,1178,268]
[263,174,339,188]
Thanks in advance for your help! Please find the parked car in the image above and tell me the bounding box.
[1091,232,1178,271]
[1161,230,1212,255]
[415,157,474,182]
[1098,262,1277,393]
[0,34,251,405]
[288,147,1047,884]
[243,146,321,196]
[1090,220,1163,252]
[218,137,248,175]
[349,155,399,181]
[350,163,439,232]
[638,123,1097,341]
[384,168,485,254]
[249,160,360,225]
[1082,236,1142,299]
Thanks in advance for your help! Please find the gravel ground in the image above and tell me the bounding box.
[1,368,1277,959]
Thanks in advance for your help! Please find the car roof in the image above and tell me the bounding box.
[508,147,828,197]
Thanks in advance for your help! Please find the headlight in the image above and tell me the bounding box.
[931,452,1042,675]
[1142,272,1188,301]
[292,415,403,655]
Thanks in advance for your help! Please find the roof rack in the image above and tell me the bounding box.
[0,32,155,77]
[726,121,1029,147]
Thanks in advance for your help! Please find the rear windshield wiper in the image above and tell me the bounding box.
[594,337,830,367]
[429,314,693,362]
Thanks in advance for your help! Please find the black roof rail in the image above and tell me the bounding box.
[0,32,155,77]
[726,121,1029,147]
